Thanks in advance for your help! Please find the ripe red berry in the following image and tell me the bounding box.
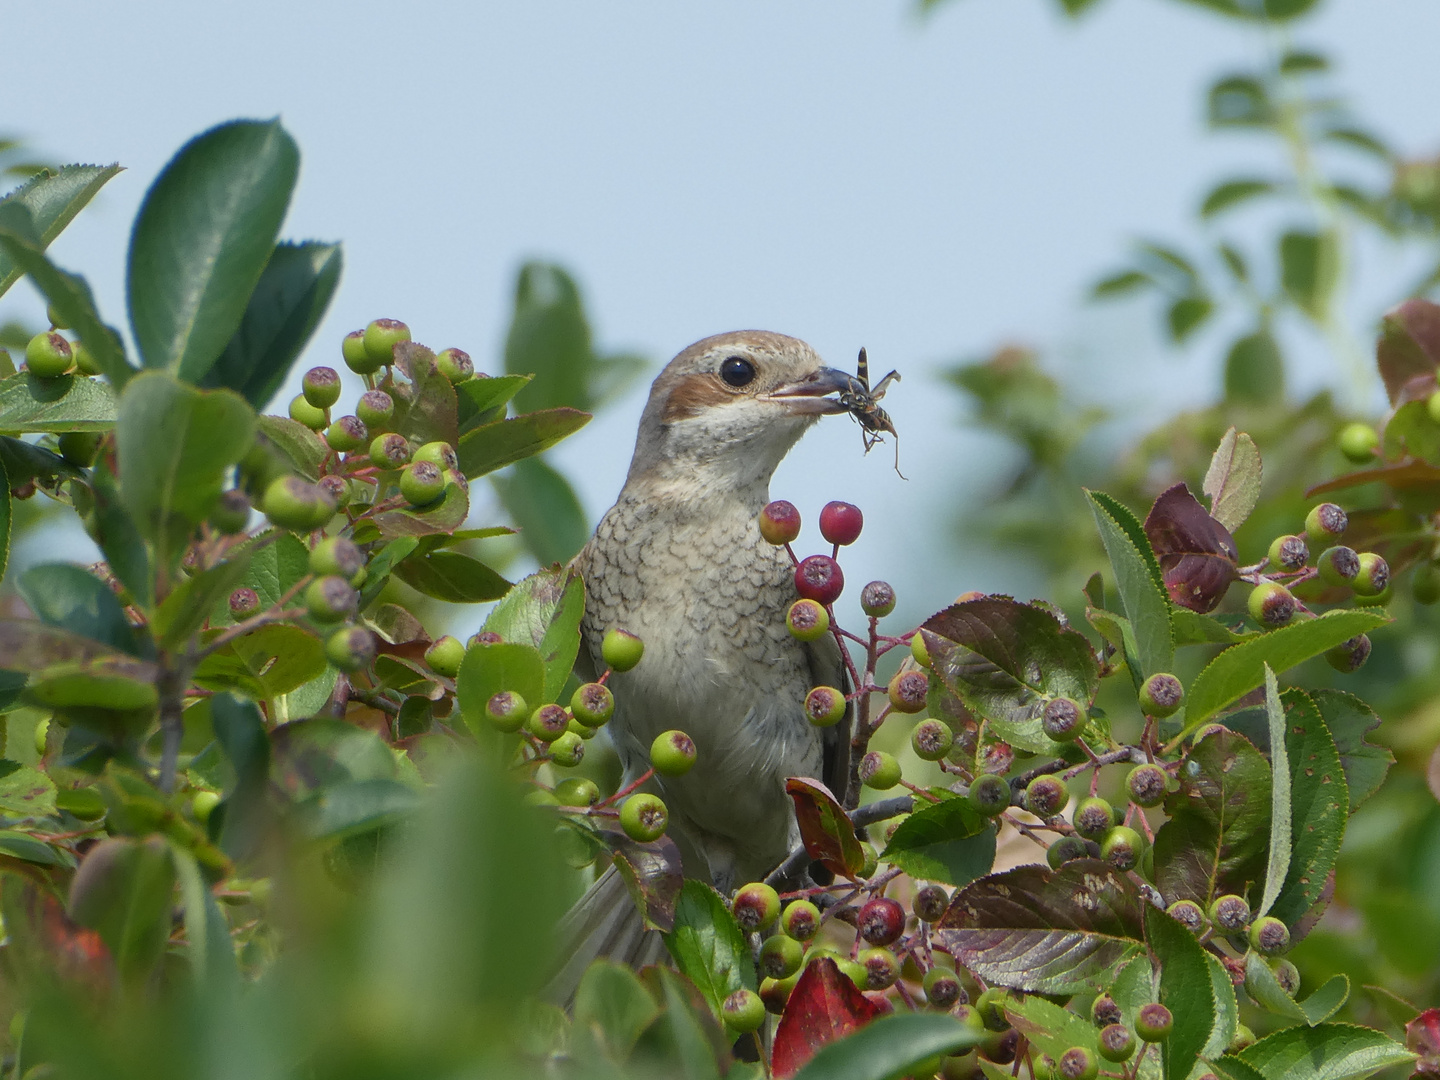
[858,897,905,945]
[795,554,844,605]
[758,500,801,545]
[819,500,864,546]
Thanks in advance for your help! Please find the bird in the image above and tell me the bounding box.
[549,330,857,995]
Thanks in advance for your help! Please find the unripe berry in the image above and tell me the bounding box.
[1042,696,1087,741]
[837,958,869,992]
[302,366,342,409]
[722,988,766,1033]
[263,475,336,531]
[819,501,864,546]
[1325,633,1371,673]
[1231,1025,1257,1052]
[619,793,668,842]
[911,718,954,760]
[527,704,570,743]
[859,841,878,879]
[289,393,329,431]
[1072,796,1114,841]
[1337,422,1379,463]
[974,987,1012,1031]
[325,415,368,453]
[786,599,830,641]
[1248,582,1296,627]
[567,717,596,740]
[325,626,376,672]
[1057,1047,1097,1080]
[1167,898,1206,932]
[549,731,585,767]
[1353,552,1390,596]
[805,686,847,727]
[1098,1024,1135,1063]
[305,575,359,622]
[1209,893,1250,932]
[26,331,72,377]
[1100,825,1143,871]
[434,347,474,383]
[1249,915,1290,955]
[759,975,797,1014]
[859,750,902,790]
[229,588,261,618]
[858,896,905,945]
[362,318,410,367]
[192,789,221,825]
[858,947,899,990]
[924,966,963,1009]
[913,884,950,923]
[1138,673,1184,718]
[733,882,780,932]
[1126,763,1168,808]
[781,899,821,940]
[58,431,101,468]
[571,682,614,726]
[888,669,929,713]
[1270,959,1300,995]
[795,554,844,605]
[342,329,378,374]
[759,934,804,979]
[209,489,252,535]
[311,536,365,582]
[485,691,527,732]
[1305,503,1348,543]
[758,500,802,545]
[1268,534,1309,571]
[413,440,459,473]
[955,1004,987,1034]
[1317,545,1360,587]
[860,580,896,617]
[1025,775,1068,818]
[554,777,600,806]
[356,390,395,431]
[71,340,100,376]
[969,773,1012,816]
[320,476,354,515]
[1135,1004,1172,1043]
[1091,995,1122,1027]
[650,729,697,776]
[601,628,644,671]
[370,433,411,470]
[424,635,465,677]
[1415,563,1440,605]
[400,460,446,506]
[469,631,503,647]
[1047,835,1090,868]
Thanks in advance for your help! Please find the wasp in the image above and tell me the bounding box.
[839,347,904,476]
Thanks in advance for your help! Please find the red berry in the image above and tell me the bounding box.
[819,501,864,546]
[758,500,801,545]
[858,896,905,945]
[794,554,844,605]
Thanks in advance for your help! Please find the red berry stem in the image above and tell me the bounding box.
[596,767,656,809]
[898,778,942,803]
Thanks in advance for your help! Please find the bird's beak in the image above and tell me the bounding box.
[764,366,855,415]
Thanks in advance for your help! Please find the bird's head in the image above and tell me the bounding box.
[624,330,853,498]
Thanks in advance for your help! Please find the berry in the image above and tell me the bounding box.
[1100,825,1143,871]
[1209,893,1250,932]
[619,793,668,842]
[1025,775,1068,818]
[363,318,410,368]
[1135,1004,1172,1043]
[263,476,336,531]
[485,691,527,732]
[1091,995,1122,1027]
[805,686,847,727]
[1057,1047,1097,1080]
[567,717,597,740]
[325,415,368,453]
[400,460,446,506]
[1337,422,1379,463]
[1230,1025,1257,1052]
[209,489,252,535]
[858,947,899,990]
[1317,545,1360,587]
[526,704,570,743]
[781,899,821,940]
[1270,959,1300,995]
[969,773,1012,816]
[1249,915,1290,955]
[1325,633,1371,673]
[342,329,379,374]
[794,554,844,605]
[325,626,376,672]
[954,1004,986,1034]
[759,934,804,979]
[924,966,963,1009]
[1098,1024,1135,1063]
[58,432,101,468]
[369,433,411,470]
[424,635,465,677]
[434,347,474,383]
[192,790,221,825]
[549,731,585,767]
[858,897,905,945]
[786,599,830,641]
[1047,835,1090,868]
[289,393,329,431]
[1126,763,1168,808]
[356,390,395,430]
[911,718,954,760]
[1072,797,1114,841]
[1138,673,1184,718]
[229,587,261,618]
[413,441,459,473]
[571,682,614,726]
[1305,503,1348,543]
[860,580,896,617]
[819,500,864,545]
[974,988,1011,1031]
[1268,534,1310,571]
[469,631,503,647]
[1415,563,1440,605]
[888,669,929,713]
[1248,582,1296,627]
[310,536,365,582]
[758,500,801,545]
[722,988,766,1034]
[305,576,359,622]
[602,628,644,671]
[837,958,869,992]
[318,476,353,515]
[759,975,797,1014]
[650,730,697,776]
[1353,552,1390,596]
[553,777,600,807]
[1167,898,1206,932]
[302,366,342,409]
[859,750,902,790]
[1042,696,1087,741]
[914,884,949,923]
[733,882,780,932]
[71,340,100,376]
[910,632,932,668]
[859,841,879,878]
[26,331,72,377]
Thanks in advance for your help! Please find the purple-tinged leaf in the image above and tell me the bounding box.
[1144,483,1238,613]
[604,829,682,933]
[787,777,865,879]
[1376,298,1440,407]
[772,957,882,1079]
[391,341,460,449]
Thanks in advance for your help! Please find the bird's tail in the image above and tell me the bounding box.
[545,865,668,1004]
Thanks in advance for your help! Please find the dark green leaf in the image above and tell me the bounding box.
[1243,952,1350,1026]
[456,407,591,479]
[1237,1022,1412,1080]
[172,846,239,989]
[483,565,584,704]
[573,960,660,1062]
[1309,689,1390,810]
[152,556,252,649]
[455,373,531,436]
[0,457,8,587]
[1203,428,1263,532]
[270,716,396,799]
[19,562,150,658]
[0,829,72,866]
[0,371,116,432]
[1279,49,1328,74]
[663,880,756,1026]
[1145,904,1214,1080]
[0,761,57,818]
[1168,295,1214,342]
[1257,666,1292,919]
[127,119,299,383]
[87,463,153,610]
[193,623,324,701]
[356,536,419,611]
[1220,243,1250,283]
[0,164,122,299]
[255,414,327,479]
[455,640,546,734]
[504,262,607,414]
[1208,74,1275,127]
[494,455,590,566]
[1086,490,1173,685]
[1091,269,1152,299]
[1202,179,1277,218]
[1212,1056,1272,1080]
[607,831,685,934]
[1178,0,1319,19]
[1270,689,1347,925]
[210,694,270,859]
[393,549,511,603]
[210,531,309,625]
[0,433,81,487]
[67,836,176,982]
[1279,230,1339,321]
[790,1013,989,1080]
[1225,329,1285,404]
[880,796,996,887]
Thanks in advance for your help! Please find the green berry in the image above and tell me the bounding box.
[523,788,560,809]
[1270,959,1300,995]
[356,390,395,430]
[1305,502,1348,543]
[1072,796,1114,841]
[1047,835,1090,868]
[780,899,821,941]
[413,440,459,473]
[858,947,899,990]
[310,536,365,581]
[369,433,411,470]
[1167,898,1206,932]
[759,934,804,979]
[571,682,614,726]
[1135,1003,1172,1043]
[362,318,410,368]
[1248,582,1296,627]
[759,975,797,1015]
[526,704,570,743]
[923,966,963,1009]
[263,475,336,531]
[911,632,931,668]
[1042,696,1087,741]
[26,331,72,377]
[1100,825,1143,871]
[955,1004,987,1034]
[888,669,929,713]
[757,500,801,545]
[1097,1024,1135,1063]
[1325,633,1371,673]
[859,750,902,790]
[1317,545,1360,587]
[424,635,465,677]
[650,730,697,776]
[722,988,766,1033]
[974,987,1012,1031]
[1025,774,1068,818]
[553,778,600,807]
[567,717,597,740]
[400,460,446,506]
[969,773,1012,816]
[302,366,342,409]
[57,431,101,468]
[837,958,868,991]
[805,686,847,727]
[326,415,368,453]
[325,626,376,672]
[1209,893,1250,932]
[1230,1025,1256,1052]
[1338,422,1379,463]
[914,884,950,922]
[549,731,585,767]
[1428,391,1440,426]
[342,329,380,374]
[1249,915,1290,955]
[732,882,780,931]
[71,340,100,376]
[786,598,829,641]
[305,576,359,622]
[1126,763,1168,808]
[485,691,527,732]
[192,790,221,825]
[435,347,474,383]
[209,489,252,534]
[1268,534,1309,571]
[1057,1047,1098,1080]
[602,628,644,672]
[1353,552,1390,597]
[911,718,954,760]
[1138,673,1184,718]
[289,393,329,431]
[860,580,896,617]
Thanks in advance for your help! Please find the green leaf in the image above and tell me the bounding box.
[1324,127,1391,161]
[1211,1056,1270,1080]
[880,797,996,887]
[573,960,661,1062]
[201,241,342,408]
[1269,689,1346,925]
[1243,953,1350,1026]
[152,556,252,649]
[493,455,590,567]
[1171,610,1389,745]
[18,562,150,658]
[1279,230,1339,322]
[356,536,419,611]
[1202,179,1277,218]
[1002,995,1098,1062]
[1137,242,1200,284]
[1178,0,1319,20]
[456,373,531,436]
[0,371,116,433]
[1091,269,1152,299]
[1145,904,1214,1080]
[1205,951,1241,1058]
[1381,400,1440,466]
[1225,330,1285,405]
[209,531,309,625]
[0,761,57,819]
[67,835,176,983]
[1169,295,1214,343]
[1257,666,1291,920]
[89,462,153,610]
[193,623,325,701]
[455,640,546,735]
[0,457,9,588]
[171,845,238,989]
[291,778,419,841]
[1203,428,1263,533]
[365,479,470,541]
[0,829,72,866]
[116,371,256,570]
[790,1011,989,1080]
[483,565,584,704]
[1209,74,1274,127]
[1310,689,1390,809]
[456,407,591,479]
[1172,610,1256,647]
[127,119,299,383]
[0,164,122,299]
[1086,490,1173,685]
[255,414,327,479]
[663,880,756,1027]
[393,550,511,603]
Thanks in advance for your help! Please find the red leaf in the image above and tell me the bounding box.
[785,777,865,879]
[772,957,882,1078]
[1143,483,1238,614]
[1377,299,1440,407]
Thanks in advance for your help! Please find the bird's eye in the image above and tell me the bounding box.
[720,356,756,388]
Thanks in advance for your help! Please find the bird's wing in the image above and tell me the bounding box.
[805,630,852,805]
